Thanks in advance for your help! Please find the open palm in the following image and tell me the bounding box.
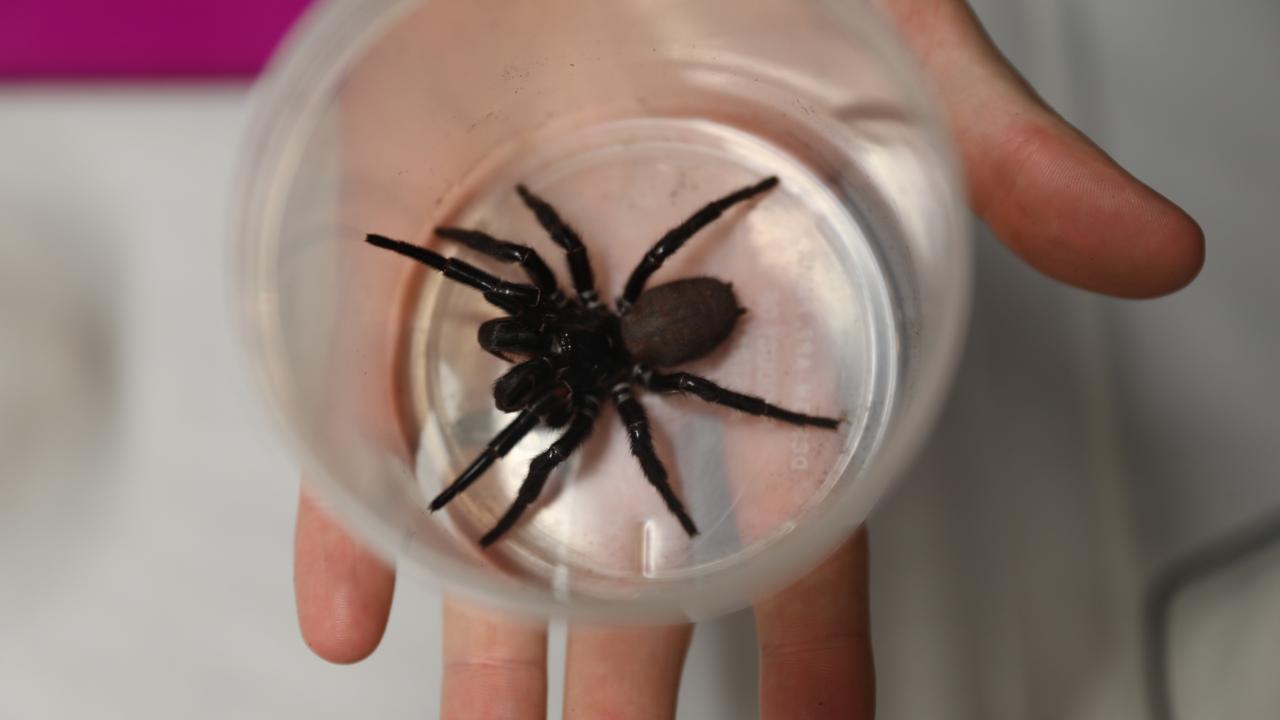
[293,1,1203,717]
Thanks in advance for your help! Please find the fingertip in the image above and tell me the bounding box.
[1121,195,1205,299]
[297,587,392,665]
[974,117,1206,299]
[295,556,395,665]
[295,489,396,665]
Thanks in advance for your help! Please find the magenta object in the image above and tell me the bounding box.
[0,0,313,79]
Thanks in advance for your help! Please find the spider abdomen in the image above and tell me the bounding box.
[620,277,743,367]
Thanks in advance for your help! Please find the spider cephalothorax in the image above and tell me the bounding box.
[368,176,840,546]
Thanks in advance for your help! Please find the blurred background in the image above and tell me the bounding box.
[1,0,1275,718]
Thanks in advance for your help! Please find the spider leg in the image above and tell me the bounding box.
[611,383,699,537]
[478,317,550,362]
[619,176,778,309]
[482,290,526,315]
[641,370,840,429]
[480,394,602,547]
[435,227,566,305]
[515,185,601,308]
[492,356,571,412]
[430,410,540,511]
[366,234,541,307]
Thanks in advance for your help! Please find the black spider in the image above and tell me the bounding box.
[367,176,841,547]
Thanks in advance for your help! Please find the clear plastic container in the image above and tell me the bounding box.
[232,0,971,622]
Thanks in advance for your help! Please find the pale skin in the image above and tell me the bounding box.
[293,0,1206,716]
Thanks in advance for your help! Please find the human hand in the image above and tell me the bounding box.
[293,0,1203,717]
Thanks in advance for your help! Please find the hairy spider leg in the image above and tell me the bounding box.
[366,234,541,307]
[618,176,779,309]
[611,383,699,537]
[434,227,567,305]
[480,394,603,547]
[642,370,840,429]
[515,185,602,308]
[429,410,540,511]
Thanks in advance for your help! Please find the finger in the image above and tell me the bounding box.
[879,0,1204,298]
[441,600,549,720]
[564,623,694,719]
[755,530,874,719]
[293,487,396,664]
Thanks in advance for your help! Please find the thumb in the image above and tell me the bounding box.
[880,0,1204,298]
